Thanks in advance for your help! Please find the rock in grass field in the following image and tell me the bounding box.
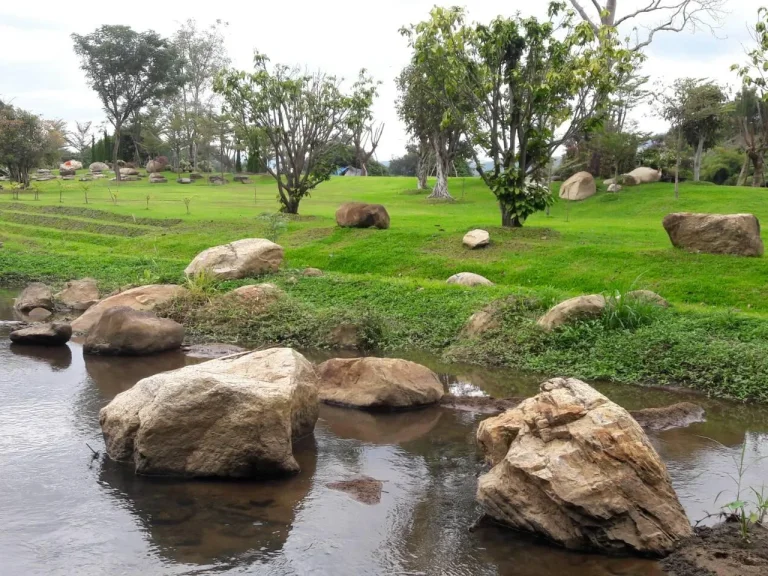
[463,229,490,249]
[55,278,99,311]
[83,307,184,356]
[559,171,596,201]
[89,162,110,172]
[537,294,606,331]
[227,283,283,306]
[316,357,444,410]
[10,322,72,346]
[71,284,186,334]
[625,289,669,308]
[476,377,692,556]
[626,166,662,184]
[185,238,284,280]
[99,348,319,478]
[335,202,390,229]
[302,267,324,277]
[446,272,494,287]
[14,283,54,313]
[663,212,764,257]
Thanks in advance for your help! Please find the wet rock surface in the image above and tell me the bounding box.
[630,402,706,431]
[9,322,72,346]
[326,476,383,505]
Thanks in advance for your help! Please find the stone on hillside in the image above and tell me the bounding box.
[99,348,319,477]
[10,322,72,346]
[185,238,284,280]
[89,162,110,172]
[92,174,105,179]
[446,272,494,287]
[228,283,283,306]
[476,377,692,555]
[119,167,139,176]
[607,183,622,193]
[209,175,227,185]
[176,177,192,184]
[625,289,669,308]
[663,212,764,257]
[71,284,186,334]
[60,160,83,171]
[37,168,51,174]
[302,267,324,277]
[35,175,55,181]
[15,282,54,313]
[83,307,184,356]
[559,171,596,201]
[316,357,444,410]
[464,305,500,337]
[463,229,490,249]
[335,202,390,229]
[61,176,75,180]
[54,278,99,311]
[27,308,53,322]
[627,166,662,184]
[537,294,606,331]
[149,174,167,183]
[146,160,165,173]
[233,175,252,184]
[604,178,615,186]
[327,323,365,349]
[189,172,203,180]
[59,168,76,177]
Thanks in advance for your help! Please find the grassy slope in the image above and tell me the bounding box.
[3,172,768,401]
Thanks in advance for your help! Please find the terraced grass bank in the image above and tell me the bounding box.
[3,172,768,401]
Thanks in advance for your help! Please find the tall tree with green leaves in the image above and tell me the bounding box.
[215,54,358,214]
[0,104,62,184]
[348,70,384,176]
[459,2,632,226]
[395,65,432,190]
[680,82,727,182]
[72,25,183,180]
[400,8,475,200]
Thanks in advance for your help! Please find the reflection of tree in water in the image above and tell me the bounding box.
[97,434,318,567]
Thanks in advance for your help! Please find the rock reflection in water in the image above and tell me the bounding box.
[320,404,443,444]
[97,434,318,566]
[10,342,73,370]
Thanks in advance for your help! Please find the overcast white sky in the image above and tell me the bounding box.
[0,0,761,159]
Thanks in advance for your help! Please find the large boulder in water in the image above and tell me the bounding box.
[476,377,692,556]
[316,357,444,410]
[83,306,184,356]
[14,282,54,313]
[559,171,596,201]
[54,278,99,311]
[662,213,764,257]
[71,284,186,334]
[10,322,72,346]
[99,348,319,478]
[185,238,284,280]
[335,202,390,229]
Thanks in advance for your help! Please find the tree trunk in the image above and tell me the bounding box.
[279,193,300,214]
[737,154,749,187]
[674,125,681,199]
[361,163,368,177]
[428,142,453,200]
[752,153,765,188]
[416,136,429,190]
[113,125,122,182]
[500,202,522,228]
[693,135,704,182]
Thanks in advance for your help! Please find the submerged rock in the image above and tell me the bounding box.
[537,294,606,331]
[476,377,692,556]
[83,307,184,356]
[27,308,52,322]
[327,476,383,505]
[71,284,185,334]
[663,212,764,257]
[9,322,72,346]
[335,202,390,229]
[185,238,284,280]
[55,278,99,311]
[99,348,319,478]
[439,394,522,414]
[14,282,54,313]
[316,357,444,410]
[629,402,706,431]
[183,343,247,359]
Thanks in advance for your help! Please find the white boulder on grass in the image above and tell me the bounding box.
[446,272,494,287]
[559,171,596,201]
[185,238,284,280]
[463,229,490,249]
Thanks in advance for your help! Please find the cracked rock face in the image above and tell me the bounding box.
[476,377,692,556]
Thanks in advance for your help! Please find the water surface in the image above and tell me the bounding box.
[1,289,767,575]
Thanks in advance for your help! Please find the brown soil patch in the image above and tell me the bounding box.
[629,402,706,431]
[661,523,768,576]
[440,394,523,414]
[326,476,383,505]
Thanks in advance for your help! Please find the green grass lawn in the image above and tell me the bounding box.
[2,171,767,313]
[4,170,768,401]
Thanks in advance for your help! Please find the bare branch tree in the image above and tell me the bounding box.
[65,121,92,161]
[569,0,727,51]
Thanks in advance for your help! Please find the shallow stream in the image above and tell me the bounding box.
[1,287,767,575]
